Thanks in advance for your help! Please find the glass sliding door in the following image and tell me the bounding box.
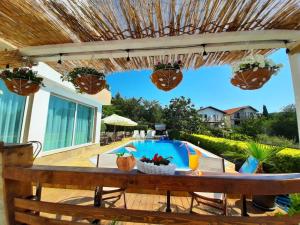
[44,95,76,151]
[75,104,95,145]
[0,81,26,143]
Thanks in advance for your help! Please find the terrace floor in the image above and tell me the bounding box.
[34,138,284,224]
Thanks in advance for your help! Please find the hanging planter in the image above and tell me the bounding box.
[62,67,106,95]
[231,54,283,90]
[151,61,183,91]
[0,67,44,96]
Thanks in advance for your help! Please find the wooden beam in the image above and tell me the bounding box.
[14,199,300,225]
[4,166,300,195]
[0,50,23,68]
[31,40,285,62]
[289,42,300,54]
[20,30,300,56]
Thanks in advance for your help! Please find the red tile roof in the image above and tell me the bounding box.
[224,106,258,115]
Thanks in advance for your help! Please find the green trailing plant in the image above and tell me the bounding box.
[288,193,300,216]
[154,61,182,71]
[1,67,44,86]
[61,67,105,90]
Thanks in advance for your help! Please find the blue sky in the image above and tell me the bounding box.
[107,49,294,113]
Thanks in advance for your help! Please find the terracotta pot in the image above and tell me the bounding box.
[231,68,275,90]
[151,69,183,91]
[74,74,106,95]
[116,155,136,171]
[4,78,40,96]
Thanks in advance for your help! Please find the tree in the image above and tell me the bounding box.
[262,105,269,117]
[163,96,202,133]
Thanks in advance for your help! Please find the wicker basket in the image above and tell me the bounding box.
[231,68,275,90]
[136,160,176,175]
[151,69,183,91]
[74,74,106,95]
[4,78,40,96]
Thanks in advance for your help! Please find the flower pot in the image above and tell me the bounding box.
[4,78,40,96]
[231,68,275,90]
[74,74,106,95]
[252,195,276,211]
[151,69,182,91]
[116,155,136,171]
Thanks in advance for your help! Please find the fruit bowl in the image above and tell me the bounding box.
[136,154,176,175]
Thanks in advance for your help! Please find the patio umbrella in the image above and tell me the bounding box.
[102,114,137,140]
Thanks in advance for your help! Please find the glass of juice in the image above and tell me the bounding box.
[189,154,199,171]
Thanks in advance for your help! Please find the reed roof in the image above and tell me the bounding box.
[0,0,300,72]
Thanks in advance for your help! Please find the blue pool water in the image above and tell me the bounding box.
[110,140,205,169]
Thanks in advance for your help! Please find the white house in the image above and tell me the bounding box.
[198,106,226,127]
[224,106,258,127]
[0,63,111,157]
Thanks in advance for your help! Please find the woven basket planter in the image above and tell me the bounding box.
[136,160,176,175]
[231,68,275,90]
[74,74,106,95]
[4,78,40,96]
[151,69,183,91]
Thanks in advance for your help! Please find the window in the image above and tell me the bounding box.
[75,104,94,145]
[44,95,95,151]
[0,80,26,143]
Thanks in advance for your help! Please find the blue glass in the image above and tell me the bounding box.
[111,140,208,169]
[0,80,26,143]
[75,104,94,145]
[239,156,259,174]
[44,95,76,151]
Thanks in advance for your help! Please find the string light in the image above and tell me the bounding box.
[202,44,208,61]
[126,49,130,61]
[57,53,63,64]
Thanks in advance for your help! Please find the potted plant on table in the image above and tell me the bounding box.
[116,145,137,171]
[137,154,175,175]
[231,54,283,90]
[0,67,44,96]
[62,67,106,95]
[151,61,183,91]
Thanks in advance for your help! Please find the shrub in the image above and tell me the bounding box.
[256,134,297,149]
[168,130,181,140]
[180,133,300,173]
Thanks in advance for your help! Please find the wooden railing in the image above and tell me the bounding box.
[1,143,300,225]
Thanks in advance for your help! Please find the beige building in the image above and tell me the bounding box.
[224,106,258,128]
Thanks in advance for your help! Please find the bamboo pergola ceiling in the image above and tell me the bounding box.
[0,0,300,72]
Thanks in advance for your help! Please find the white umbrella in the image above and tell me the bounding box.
[102,114,137,140]
[103,114,137,126]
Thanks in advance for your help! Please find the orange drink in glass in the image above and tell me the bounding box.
[189,154,199,171]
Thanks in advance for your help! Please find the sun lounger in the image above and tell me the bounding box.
[132,130,140,139]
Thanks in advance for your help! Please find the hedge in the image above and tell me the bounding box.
[180,133,300,173]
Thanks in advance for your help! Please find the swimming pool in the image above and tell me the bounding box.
[110,140,207,169]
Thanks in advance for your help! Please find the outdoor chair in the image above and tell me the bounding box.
[100,135,109,145]
[190,157,227,215]
[94,154,127,209]
[132,130,140,139]
[140,130,146,139]
[145,130,155,139]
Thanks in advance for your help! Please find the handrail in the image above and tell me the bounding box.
[4,165,300,195]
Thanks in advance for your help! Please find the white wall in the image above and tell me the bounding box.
[26,63,103,156]
[198,108,225,122]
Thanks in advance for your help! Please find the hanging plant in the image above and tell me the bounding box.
[231,54,283,90]
[62,67,106,95]
[151,61,183,91]
[0,67,44,96]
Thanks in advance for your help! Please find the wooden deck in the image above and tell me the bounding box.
[34,139,285,225]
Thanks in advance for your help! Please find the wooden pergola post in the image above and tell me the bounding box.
[288,52,300,143]
[0,142,33,225]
